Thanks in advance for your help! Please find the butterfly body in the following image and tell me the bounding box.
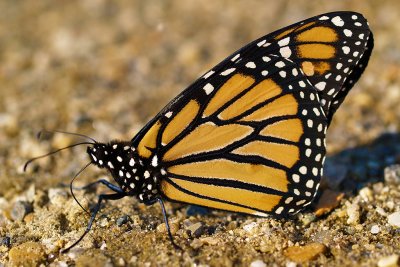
[87,141,167,204]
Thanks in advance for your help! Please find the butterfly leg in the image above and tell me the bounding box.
[61,192,126,253]
[76,179,124,193]
[60,179,124,193]
[156,197,182,250]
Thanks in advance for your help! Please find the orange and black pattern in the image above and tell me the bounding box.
[88,12,373,217]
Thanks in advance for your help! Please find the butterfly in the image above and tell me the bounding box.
[26,11,373,251]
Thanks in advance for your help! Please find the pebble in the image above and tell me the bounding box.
[11,201,33,221]
[0,113,18,136]
[186,222,205,238]
[284,243,327,263]
[314,190,344,216]
[116,215,130,226]
[199,236,219,246]
[359,187,373,202]
[48,188,68,206]
[388,211,400,227]
[376,206,387,216]
[377,254,399,267]
[346,201,360,225]
[1,236,11,247]
[250,259,267,267]
[243,222,258,233]
[156,220,180,235]
[384,165,400,183]
[8,242,45,266]
[286,262,297,267]
[371,225,380,234]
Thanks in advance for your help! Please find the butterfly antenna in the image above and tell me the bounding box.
[70,161,92,215]
[38,130,98,143]
[23,142,95,172]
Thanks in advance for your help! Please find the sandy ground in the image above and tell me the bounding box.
[0,1,400,266]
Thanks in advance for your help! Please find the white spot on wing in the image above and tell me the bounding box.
[245,62,256,68]
[203,83,214,95]
[344,29,352,37]
[231,54,240,62]
[315,82,326,90]
[257,39,266,47]
[262,56,271,62]
[151,156,158,167]
[278,37,290,46]
[279,47,292,58]
[275,61,285,68]
[203,70,215,79]
[275,206,284,214]
[331,16,344,27]
[220,68,236,76]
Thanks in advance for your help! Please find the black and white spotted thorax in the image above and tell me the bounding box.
[87,141,167,204]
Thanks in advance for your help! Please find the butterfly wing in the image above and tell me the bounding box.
[132,11,373,216]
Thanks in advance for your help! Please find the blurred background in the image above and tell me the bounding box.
[0,0,399,265]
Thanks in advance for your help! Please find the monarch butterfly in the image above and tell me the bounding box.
[26,11,373,251]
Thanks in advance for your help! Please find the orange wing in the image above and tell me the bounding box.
[132,11,372,216]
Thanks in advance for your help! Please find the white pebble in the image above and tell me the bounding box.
[388,211,400,227]
[346,201,360,224]
[377,254,399,267]
[243,222,258,233]
[250,260,267,267]
[370,225,380,234]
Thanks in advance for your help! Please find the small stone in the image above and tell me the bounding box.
[376,207,387,216]
[11,201,33,221]
[377,254,399,267]
[116,215,130,226]
[346,201,360,224]
[284,243,327,263]
[384,165,400,183]
[359,187,373,202]
[156,220,180,235]
[190,238,203,249]
[314,190,344,216]
[117,257,126,266]
[286,262,297,267]
[243,222,258,233]
[9,242,45,266]
[387,201,395,210]
[0,113,18,136]
[299,213,317,226]
[388,211,400,227]
[186,222,205,238]
[250,259,267,267]
[48,188,68,206]
[371,225,380,234]
[1,236,11,248]
[100,241,107,250]
[199,236,219,246]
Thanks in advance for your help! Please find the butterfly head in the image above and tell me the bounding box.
[87,141,144,194]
